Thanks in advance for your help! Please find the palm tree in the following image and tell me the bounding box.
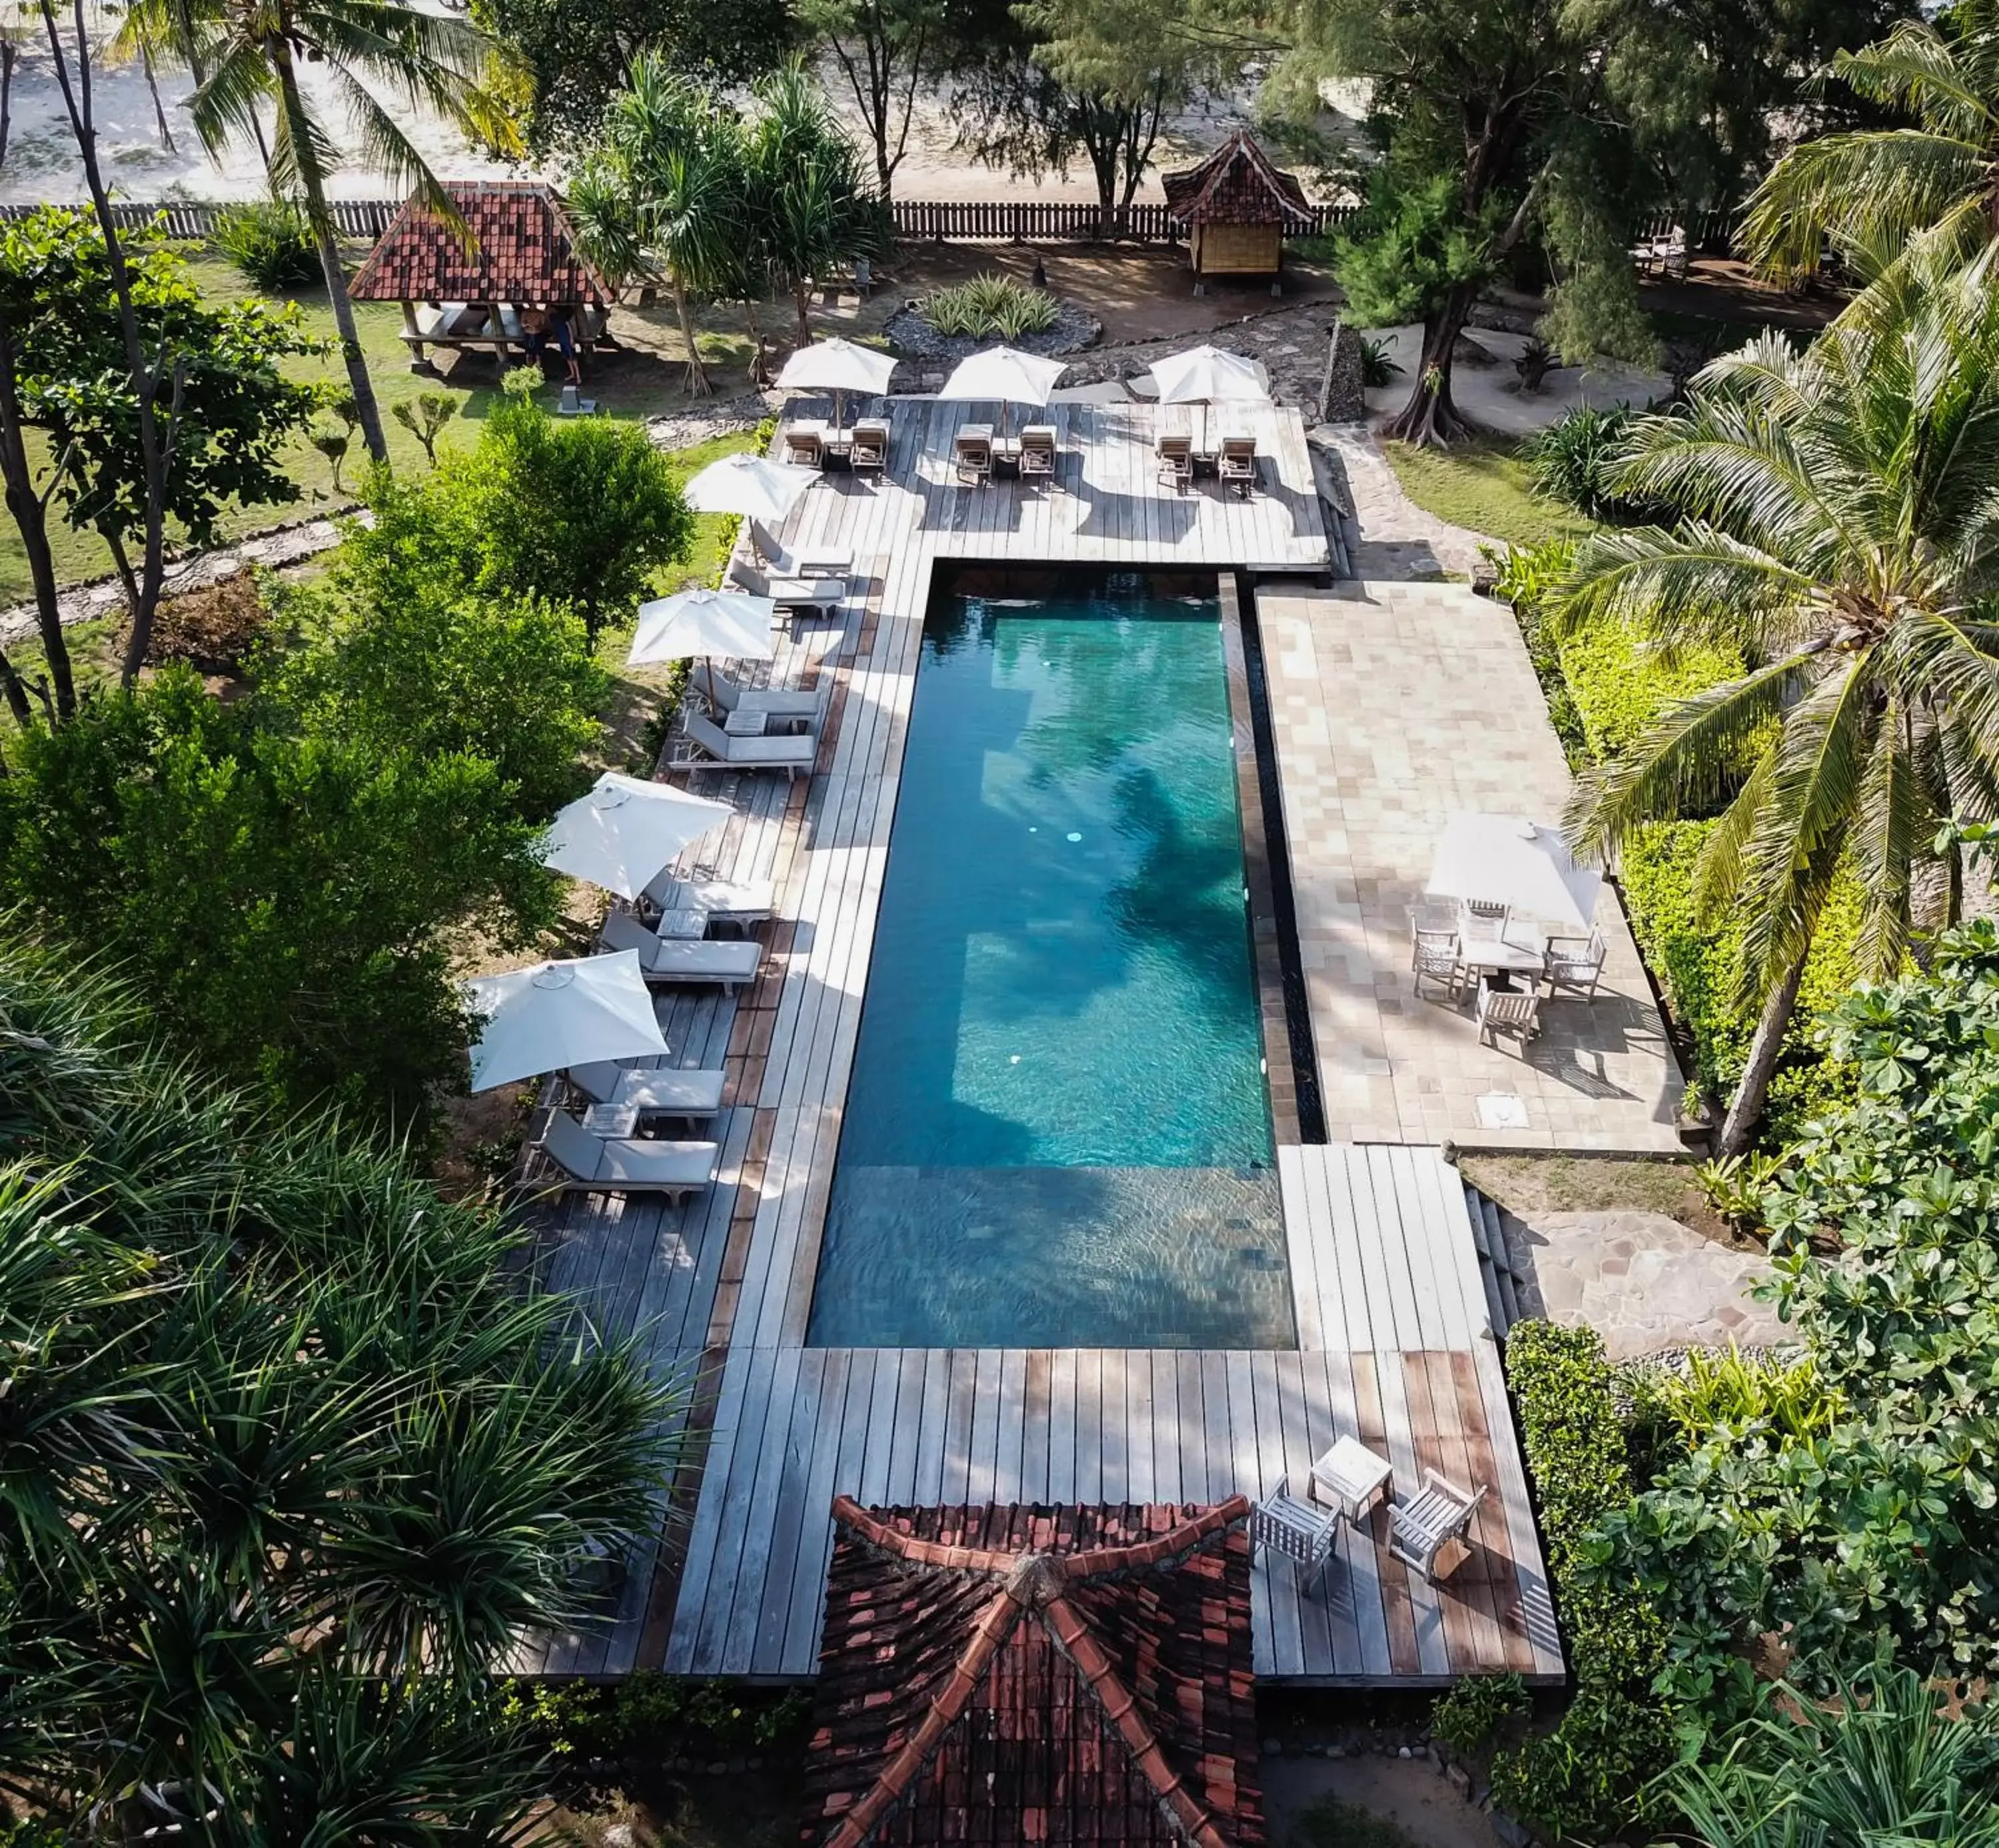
[1742,1,1999,290]
[127,0,520,462]
[1549,245,1999,1156]
[1664,1667,1999,1848]
[566,55,744,399]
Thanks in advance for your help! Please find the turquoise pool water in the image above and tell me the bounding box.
[808,580,1293,1350]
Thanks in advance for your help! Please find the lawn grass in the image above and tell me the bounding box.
[1381,436,1601,552]
[0,244,759,606]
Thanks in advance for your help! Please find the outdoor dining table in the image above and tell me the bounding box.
[1457,926,1547,983]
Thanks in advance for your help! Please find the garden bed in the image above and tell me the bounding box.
[883,298,1101,364]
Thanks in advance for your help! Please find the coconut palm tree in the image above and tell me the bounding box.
[565,55,744,398]
[126,0,521,462]
[1550,245,1999,1156]
[1742,0,1999,290]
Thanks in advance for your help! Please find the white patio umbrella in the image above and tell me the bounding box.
[628,588,776,669]
[542,771,735,901]
[463,949,666,1091]
[775,336,898,428]
[1423,812,1603,931]
[1147,344,1271,454]
[937,345,1068,438]
[682,452,820,522]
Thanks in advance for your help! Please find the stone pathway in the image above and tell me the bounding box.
[1313,426,1497,580]
[1503,1210,1783,1361]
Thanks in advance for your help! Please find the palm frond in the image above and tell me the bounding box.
[1741,129,1985,279]
[1549,522,1820,657]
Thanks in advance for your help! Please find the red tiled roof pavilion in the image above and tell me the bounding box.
[348,180,611,307]
[1161,131,1314,231]
[802,1498,1262,1848]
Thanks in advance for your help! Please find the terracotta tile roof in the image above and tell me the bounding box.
[803,1500,1261,1848]
[1162,132,1315,228]
[347,181,610,305]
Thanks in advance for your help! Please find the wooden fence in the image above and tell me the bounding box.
[0,197,400,238]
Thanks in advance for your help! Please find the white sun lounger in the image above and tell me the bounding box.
[600,909,762,988]
[680,711,818,776]
[640,872,776,924]
[540,1109,718,1198]
[568,1061,726,1119]
[708,670,822,721]
[729,559,845,619]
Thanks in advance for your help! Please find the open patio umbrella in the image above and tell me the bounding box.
[775,336,898,429]
[463,949,666,1091]
[938,345,1068,439]
[682,452,820,522]
[1148,344,1271,454]
[1423,812,1602,931]
[542,771,735,901]
[628,588,776,669]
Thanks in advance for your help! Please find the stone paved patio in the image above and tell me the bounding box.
[1257,580,1684,1153]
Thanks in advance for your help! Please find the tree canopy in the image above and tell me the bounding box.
[0,945,676,1839]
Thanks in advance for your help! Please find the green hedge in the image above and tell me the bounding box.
[1555,615,1742,765]
[1492,1322,1675,1839]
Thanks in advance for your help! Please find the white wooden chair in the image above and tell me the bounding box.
[1543,931,1608,1001]
[1250,1486,1342,1598]
[1411,923,1465,1001]
[1476,977,1543,1047]
[1461,897,1511,934]
[1388,1468,1487,1582]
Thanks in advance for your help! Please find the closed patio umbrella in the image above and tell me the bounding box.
[542,771,735,901]
[776,336,898,428]
[938,345,1068,439]
[1423,812,1602,931]
[1148,344,1271,454]
[682,452,820,522]
[463,949,666,1091]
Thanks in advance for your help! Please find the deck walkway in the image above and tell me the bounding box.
[520,404,1562,1685]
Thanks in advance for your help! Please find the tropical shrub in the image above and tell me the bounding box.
[1555,606,1743,765]
[1491,539,1585,767]
[1491,1321,1674,1837]
[212,196,322,291]
[0,945,676,1838]
[1520,404,1647,519]
[1590,923,1999,1724]
[1431,1672,1528,1756]
[924,271,1061,340]
[1359,334,1403,386]
[502,1673,811,1757]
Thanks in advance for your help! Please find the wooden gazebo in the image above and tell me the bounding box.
[1162,130,1316,293]
[347,180,615,372]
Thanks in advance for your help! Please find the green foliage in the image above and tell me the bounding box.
[0,207,320,554]
[924,270,1061,339]
[1491,1321,1674,1838]
[1288,1798,1424,1848]
[1521,404,1651,522]
[1431,1673,1529,1757]
[1359,334,1402,386]
[211,195,321,291]
[390,388,460,465]
[1492,539,1586,767]
[500,1673,812,1756]
[1334,169,1497,330]
[1592,923,1999,1721]
[0,945,677,1835]
[1646,1349,1844,1449]
[0,668,558,1125]
[1555,604,1743,765]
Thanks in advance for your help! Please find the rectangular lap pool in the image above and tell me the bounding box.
[808,573,1295,1350]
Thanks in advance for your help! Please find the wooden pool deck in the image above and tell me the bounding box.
[517,400,1562,1685]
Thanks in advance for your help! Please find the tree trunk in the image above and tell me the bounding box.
[273,45,387,462]
[140,42,175,152]
[1717,953,1806,1158]
[673,282,710,396]
[1380,283,1478,448]
[0,643,32,731]
[0,44,17,167]
[0,311,75,720]
[794,280,812,347]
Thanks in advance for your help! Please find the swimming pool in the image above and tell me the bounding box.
[808,576,1295,1350]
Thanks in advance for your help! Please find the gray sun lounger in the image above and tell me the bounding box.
[680,711,818,777]
[568,1061,727,1119]
[600,909,763,987]
[708,670,822,720]
[540,1109,718,1198]
[730,558,846,618]
[640,872,776,924]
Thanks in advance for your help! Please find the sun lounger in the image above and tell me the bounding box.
[568,1061,726,1120]
[728,559,846,620]
[1156,432,1192,491]
[1018,423,1057,480]
[540,1109,718,1197]
[641,873,776,924]
[601,908,764,986]
[678,710,819,778]
[850,418,890,474]
[748,520,852,579]
[707,670,822,720]
[954,424,994,484]
[1219,434,1257,497]
[781,419,826,466]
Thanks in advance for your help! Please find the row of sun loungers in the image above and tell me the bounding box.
[1157,431,1259,497]
[783,418,890,473]
[952,423,1058,485]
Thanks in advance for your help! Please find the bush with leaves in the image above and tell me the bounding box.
[1520,404,1657,521]
[924,272,1061,340]
[0,943,677,1839]
[1491,1321,1674,1839]
[211,196,322,292]
[1590,921,1999,1724]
